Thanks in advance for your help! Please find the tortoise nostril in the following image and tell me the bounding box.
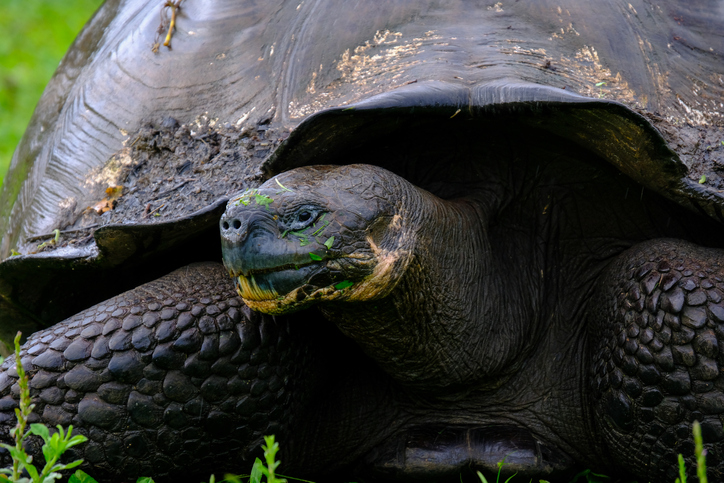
[222,221,230,230]
[232,219,242,230]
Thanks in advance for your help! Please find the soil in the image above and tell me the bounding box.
[22,117,286,255]
[639,110,724,190]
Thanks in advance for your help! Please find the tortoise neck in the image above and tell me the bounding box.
[322,185,535,394]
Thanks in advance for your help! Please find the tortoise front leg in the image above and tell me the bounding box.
[0,263,315,482]
[590,239,724,482]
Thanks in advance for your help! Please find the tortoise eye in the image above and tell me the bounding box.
[287,207,320,231]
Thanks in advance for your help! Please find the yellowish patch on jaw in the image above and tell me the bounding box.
[242,284,340,315]
[236,275,279,301]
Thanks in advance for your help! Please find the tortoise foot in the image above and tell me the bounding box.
[591,239,724,481]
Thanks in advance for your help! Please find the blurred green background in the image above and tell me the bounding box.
[0,0,104,190]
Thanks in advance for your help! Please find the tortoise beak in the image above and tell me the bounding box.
[220,209,275,278]
[220,205,326,301]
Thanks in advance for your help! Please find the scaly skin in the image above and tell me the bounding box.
[591,239,724,482]
[0,263,315,481]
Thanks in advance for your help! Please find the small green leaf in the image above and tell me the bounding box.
[29,423,50,442]
[250,458,264,483]
[53,460,84,472]
[595,81,606,87]
[254,193,274,209]
[309,253,323,261]
[334,280,353,290]
[136,477,156,483]
[68,470,99,483]
[699,174,707,184]
[324,236,335,249]
[10,249,20,257]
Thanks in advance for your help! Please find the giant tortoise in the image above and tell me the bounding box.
[1,0,724,481]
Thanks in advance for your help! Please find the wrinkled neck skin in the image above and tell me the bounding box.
[321,179,541,395]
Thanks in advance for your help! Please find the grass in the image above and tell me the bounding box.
[0,0,103,190]
[0,334,87,483]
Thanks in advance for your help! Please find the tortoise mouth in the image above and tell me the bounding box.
[235,263,321,301]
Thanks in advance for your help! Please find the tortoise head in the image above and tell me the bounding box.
[220,164,415,314]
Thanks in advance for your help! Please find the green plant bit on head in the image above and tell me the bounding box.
[233,188,257,206]
[312,213,327,227]
[288,231,309,246]
[699,174,707,184]
[323,236,334,250]
[334,280,353,290]
[310,220,329,237]
[309,253,323,261]
[254,193,274,209]
[230,188,274,208]
[274,178,293,193]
